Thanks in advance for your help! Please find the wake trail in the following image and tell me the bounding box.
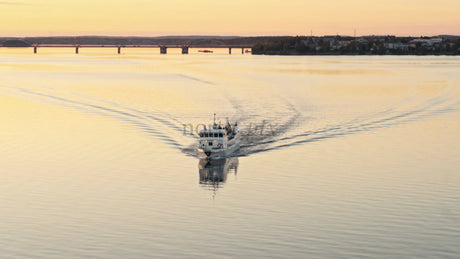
[238,86,460,155]
[0,82,190,151]
[1,81,459,158]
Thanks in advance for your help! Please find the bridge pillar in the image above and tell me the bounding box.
[182,46,189,54]
[160,46,167,54]
[118,47,121,54]
[75,47,79,54]
[34,46,37,54]
[229,48,232,54]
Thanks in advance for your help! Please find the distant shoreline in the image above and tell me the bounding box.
[252,36,460,56]
[1,35,459,56]
[0,36,276,47]
[253,53,460,56]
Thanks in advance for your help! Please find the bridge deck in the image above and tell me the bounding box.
[0,44,252,48]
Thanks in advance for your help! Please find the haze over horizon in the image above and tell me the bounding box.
[1,0,459,37]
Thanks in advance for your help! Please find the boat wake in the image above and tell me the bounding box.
[237,86,460,156]
[1,81,459,158]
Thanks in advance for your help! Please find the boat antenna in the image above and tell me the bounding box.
[213,113,216,124]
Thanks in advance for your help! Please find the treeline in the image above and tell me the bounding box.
[0,36,289,46]
[252,37,310,55]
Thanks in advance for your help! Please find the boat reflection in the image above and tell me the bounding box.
[198,157,239,194]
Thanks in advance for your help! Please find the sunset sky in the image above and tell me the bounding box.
[1,0,459,36]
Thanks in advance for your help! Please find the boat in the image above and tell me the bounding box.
[198,114,240,158]
[198,49,213,53]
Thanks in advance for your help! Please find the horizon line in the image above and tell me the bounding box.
[1,34,459,38]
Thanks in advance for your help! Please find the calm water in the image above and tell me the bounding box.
[1,48,459,258]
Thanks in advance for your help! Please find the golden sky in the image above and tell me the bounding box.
[1,0,459,36]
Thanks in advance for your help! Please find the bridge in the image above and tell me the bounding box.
[1,44,253,55]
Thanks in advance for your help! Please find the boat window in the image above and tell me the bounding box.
[204,133,209,138]
[214,133,218,138]
[219,133,223,138]
[208,142,213,146]
[199,133,203,137]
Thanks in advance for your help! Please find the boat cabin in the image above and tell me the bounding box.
[199,128,227,150]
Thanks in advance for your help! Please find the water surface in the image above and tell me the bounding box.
[1,49,459,258]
